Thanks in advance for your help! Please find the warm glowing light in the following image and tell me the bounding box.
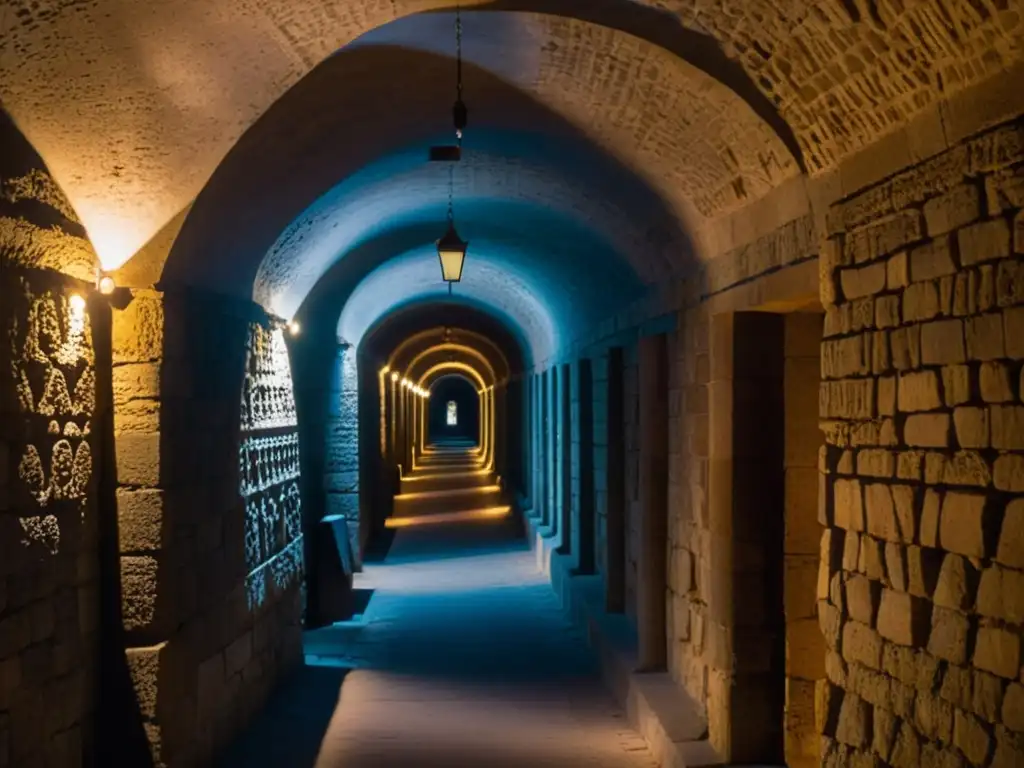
[385,505,511,528]
[391,371,399,382]
[287,320,301,336]
[381,366,390,375]
[68,294,87,314]
[402,378,411,388]
[98,274,116,295]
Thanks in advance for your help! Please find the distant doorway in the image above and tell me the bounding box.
[427,375,479,444]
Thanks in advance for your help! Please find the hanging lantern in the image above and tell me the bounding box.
[437,221,467,284]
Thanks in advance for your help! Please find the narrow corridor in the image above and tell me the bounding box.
[222,443,654,767]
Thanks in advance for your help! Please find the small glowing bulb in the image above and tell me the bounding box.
[98,275,116,295]
[69,293,86,313]
[391,372,399,382]
[287,320,300,336]
[381,366,390,375]
[402,379,411,388]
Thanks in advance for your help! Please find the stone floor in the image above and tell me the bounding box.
[222,514,656,767]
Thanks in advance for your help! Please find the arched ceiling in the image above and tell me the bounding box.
[359,304,525,377]
[3,0,1019,277]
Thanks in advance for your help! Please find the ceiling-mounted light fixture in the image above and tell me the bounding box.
[436,6,468,295]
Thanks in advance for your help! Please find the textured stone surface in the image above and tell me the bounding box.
[817,116,1024,768]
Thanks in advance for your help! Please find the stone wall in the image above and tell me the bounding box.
[0,269,101,768]
[816,116,1024,767]
[623,343,640,620]
[112,291,303,767]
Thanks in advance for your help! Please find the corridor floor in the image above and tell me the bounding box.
[223,515,655,767]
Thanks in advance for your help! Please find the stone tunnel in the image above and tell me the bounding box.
[1,2,1024,766]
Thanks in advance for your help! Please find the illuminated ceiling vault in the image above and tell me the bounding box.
[3,2,1020,364]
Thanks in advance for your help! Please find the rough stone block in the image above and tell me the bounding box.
[965,672,1000,729]
[954,708,992,765]
[876,589,929,647]
[1005,307,1024,358]
[897,370,941,412]
[939,663,973,711]
[953,407,989,448]
[116,488,165,553]
[990,405,1024,449]
[959,218,1011,268]
[965,312,1005,360]
[885,543,907,592]
[942,365,972,406]
[858,536,887,582]
[933,554,977,612]
[115,433,161,487]
[1003,683,1024,733]
[976,565,1024,625]
[994,456,1024,492]
[973,625,1021,679]
[997,499,1024,568]
[819,599,843,651]
[890,325,922,370]
[925,184,982,237]
[997,259,1024,307]
[846,574,879,626]
[920,319,966,365]
[888,721,921,768]
[992,726,1024,768]
[841,262,888,300]
[907,545,942,598]
[904,413,950,448]
[936,492,987,558]
[121,556,159,632]
[875,295,900,329]
[903,280,942,322]
[942,450,992,487]
[822,336,871,379]
[820,380,875,420]
[842,620,883,670]
[914,689,954,744]
[887,251,909,290]
[835,692,871,748]
[929,607,971,666]
[834,478,865,532]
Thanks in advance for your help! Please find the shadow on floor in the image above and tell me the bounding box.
[218,666,350,768]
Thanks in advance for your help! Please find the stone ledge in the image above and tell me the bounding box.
[523,513,720,768]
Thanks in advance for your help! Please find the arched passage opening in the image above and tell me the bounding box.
[5,1,1021,765]
[427,374,478,445]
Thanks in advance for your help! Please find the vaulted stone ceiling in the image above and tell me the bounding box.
[4,0,1017,276]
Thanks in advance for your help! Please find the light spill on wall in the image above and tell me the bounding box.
[9,279,94,553]
[239,322,303,611]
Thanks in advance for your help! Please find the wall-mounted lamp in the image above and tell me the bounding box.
[97,273,116,295]
[69,293,87,314]
[287,320,301,336]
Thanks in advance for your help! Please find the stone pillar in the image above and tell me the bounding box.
[557,363,573,553]
[707,311,786,763]
[573,358,596,573]
[637,334,669,670]
[605,347,626,613]
[536,372,544,518]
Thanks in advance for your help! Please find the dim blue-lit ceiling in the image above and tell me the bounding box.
[155,11,796,366]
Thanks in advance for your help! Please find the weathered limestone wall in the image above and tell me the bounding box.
[1,122,102,768]
[816,116,1024,766]
[0,270,101,768]
[112,292,303,767]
